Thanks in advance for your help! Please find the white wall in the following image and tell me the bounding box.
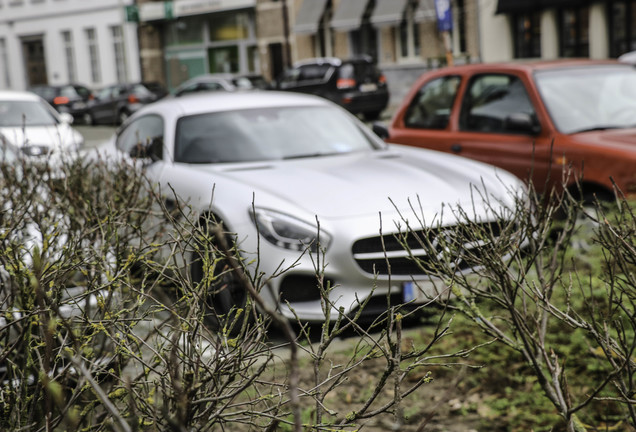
[589,2,609,59]
[0,0,140,90]
[477,0,513,63]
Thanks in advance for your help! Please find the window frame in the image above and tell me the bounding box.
[458,73,538,135]
[404,75,461,130]
[116,114,165,161]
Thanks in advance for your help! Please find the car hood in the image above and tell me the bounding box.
[571,127,636,149]
[189,145,522,221]
[0,124,81,150]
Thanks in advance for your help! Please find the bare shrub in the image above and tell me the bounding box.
[395,176,636,431]
[0,154,475,431]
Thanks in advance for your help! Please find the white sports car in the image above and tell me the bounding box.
[94,91,526,323]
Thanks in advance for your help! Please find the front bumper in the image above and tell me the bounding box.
[249,212,517,323]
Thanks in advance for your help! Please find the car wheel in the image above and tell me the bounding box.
[574,192,613,232]
[83,112,94,126]
[190,221,249,332]
[363,110,382,122]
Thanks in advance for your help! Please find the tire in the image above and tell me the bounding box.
[575,192,613,232]
[190,222,249,332]
[363,110,382,122]
[83,112,95,126]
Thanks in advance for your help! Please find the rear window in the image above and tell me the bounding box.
[59,85,81,98]
[31,86,58,100]
[301,64,331,80]
[132,84,154,97]
[282,64,332,83]
[338,62,381,81]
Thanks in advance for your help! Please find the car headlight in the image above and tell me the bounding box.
[251,208,331,253]
[21,145,49,157]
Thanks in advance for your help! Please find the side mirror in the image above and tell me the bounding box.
[372,122,390,141]
[504,112,541,135]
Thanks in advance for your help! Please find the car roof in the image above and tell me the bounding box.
[0,90,42,101]
[30,83,86,88]
[147,90,330,117]
[433,58,625,75]
[292,55,375,68]
[182,73,243,83]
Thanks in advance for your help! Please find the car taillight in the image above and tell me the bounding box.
[378,74,387,84]
[53,96,70,105]
[128,94,139,103]
[337,78,357,89]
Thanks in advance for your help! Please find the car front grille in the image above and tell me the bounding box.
[352,221,504,276]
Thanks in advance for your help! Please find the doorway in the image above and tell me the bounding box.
[22,36,47,86]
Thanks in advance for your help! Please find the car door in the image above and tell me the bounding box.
[391,72,559,193]
[389,74,464,152]
[452,73,558,193]
[91,86,115,124]
[109,85,129,123]
[114,113,177,258]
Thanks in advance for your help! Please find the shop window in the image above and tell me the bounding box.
[559,6,589,58]
[513,11,541,59]
[208,11,250,41]
[166,17,204,46]
[208,46,239,73]
[247,45,259,73]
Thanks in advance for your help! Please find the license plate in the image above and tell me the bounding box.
[403,281,422,303]
[359,83,377,92]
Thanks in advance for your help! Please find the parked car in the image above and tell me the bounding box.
[385,59,636,202]
[0,90,84,157]
[172,73,269,97]
[84,82,162,126]
[276,56,389,121]
[28,83,93,123]
[142,81,169,99]
[91,91,526,323]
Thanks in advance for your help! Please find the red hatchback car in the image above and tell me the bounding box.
[386,60,636,202]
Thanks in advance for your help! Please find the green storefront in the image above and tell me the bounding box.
[138,0,258,91]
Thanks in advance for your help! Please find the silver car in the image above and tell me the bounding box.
[0,90,84,157]
[94,91,526,323]
[172,73,265,97]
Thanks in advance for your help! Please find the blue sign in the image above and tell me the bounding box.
[435,0,453,32]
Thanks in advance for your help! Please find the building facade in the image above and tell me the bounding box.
[480,0,636,63]
[1,1,633,105]
[0,0,141,91]
[133,0,479,105]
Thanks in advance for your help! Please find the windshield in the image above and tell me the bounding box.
[174,105,380,163]
[535,65,636,134]
[0,100,59,127]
